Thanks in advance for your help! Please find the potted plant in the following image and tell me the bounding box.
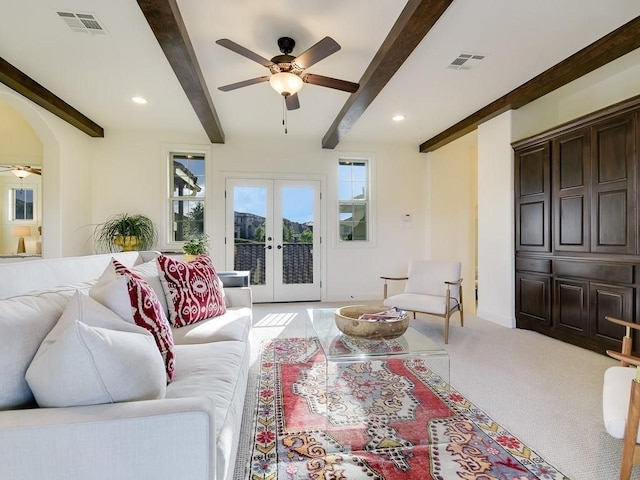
[94,213,157,252]
[183,234,209,262]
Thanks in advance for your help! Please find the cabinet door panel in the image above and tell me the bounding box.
[554,278,588,336]
[516,143,550,252]
[590,114,636,254]
[590,282,633,343]
[516,273,550,327]
[553,129,590,252]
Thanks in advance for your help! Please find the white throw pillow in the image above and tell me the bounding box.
[89,265,135,322]
[25,292,166,408]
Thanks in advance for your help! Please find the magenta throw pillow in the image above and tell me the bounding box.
[157,254,227,327]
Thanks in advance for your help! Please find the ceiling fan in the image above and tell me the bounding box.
[0,165,42,177]
[216,36,359,110]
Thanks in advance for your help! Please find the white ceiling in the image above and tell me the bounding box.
[0,1,639,147]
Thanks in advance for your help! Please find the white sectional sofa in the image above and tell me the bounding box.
[0,251,252,480]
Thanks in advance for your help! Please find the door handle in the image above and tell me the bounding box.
[277,245,282,249]
[265,245,272,250]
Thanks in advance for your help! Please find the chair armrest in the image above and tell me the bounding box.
[0,397,216,480]
[606,316,640,331]
[380,276,408,299]
[224,286,252,308]
[606,351,640,378]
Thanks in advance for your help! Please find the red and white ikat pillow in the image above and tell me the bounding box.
[94,259,176,382]
[156,254,226,328]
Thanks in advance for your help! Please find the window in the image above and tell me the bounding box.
[169,153,205,242]
[10,188,34,221]
[338,159,369,242]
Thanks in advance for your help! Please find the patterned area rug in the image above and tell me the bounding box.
[243,337,569,480]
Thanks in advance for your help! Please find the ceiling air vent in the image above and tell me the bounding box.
[57,11,106,35]
[447,53,485,70]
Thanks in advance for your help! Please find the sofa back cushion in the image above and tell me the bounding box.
[0,251,157,300]
[0,288,77,409]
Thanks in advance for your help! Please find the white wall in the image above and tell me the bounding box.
[424,131,477,313]
[0,86,94,258]
[513,48,640,141]
[89,131,429,302]
[476,112,515,327]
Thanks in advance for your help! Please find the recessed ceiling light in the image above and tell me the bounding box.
[131,96,147,104]
[392,115,405,122]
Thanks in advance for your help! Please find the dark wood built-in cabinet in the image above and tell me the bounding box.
[513,95,640,355]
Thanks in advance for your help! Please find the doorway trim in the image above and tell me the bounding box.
[223,171,327,302]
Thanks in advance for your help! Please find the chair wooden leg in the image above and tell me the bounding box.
[444,313,450,344]
[459,288,464,327]
[620,380,640,480]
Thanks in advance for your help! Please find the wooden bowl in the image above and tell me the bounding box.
[334,305,409,339]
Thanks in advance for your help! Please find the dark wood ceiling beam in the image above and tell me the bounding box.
[419,15,640,153]
[0,56,104,137]
[322,0,453,149]
[137,0,224,144]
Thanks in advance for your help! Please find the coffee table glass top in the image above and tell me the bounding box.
[308,307,449,380]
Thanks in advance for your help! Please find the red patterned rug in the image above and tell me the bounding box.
[245,337,569,480]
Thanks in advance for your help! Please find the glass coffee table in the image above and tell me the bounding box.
[308,307,449,381]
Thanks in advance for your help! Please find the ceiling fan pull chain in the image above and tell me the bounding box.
[283,96,288,134]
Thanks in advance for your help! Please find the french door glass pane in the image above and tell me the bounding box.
[282,186,314,285]
[233,186,266,286]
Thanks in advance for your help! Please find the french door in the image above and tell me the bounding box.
[225,178,321,303]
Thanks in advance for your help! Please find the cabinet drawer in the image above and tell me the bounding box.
[516,257,551,274]
[553,260,633,284]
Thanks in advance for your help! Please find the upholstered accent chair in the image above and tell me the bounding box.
[603,316,640,480]
[381,260,463,344]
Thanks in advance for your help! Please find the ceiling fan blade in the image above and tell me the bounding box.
[285,93,300,111]
[293,37,340,69]
[218,76,270,92]
[216,39,274,67]
[303,74,359,93]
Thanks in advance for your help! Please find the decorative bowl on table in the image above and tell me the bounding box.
[334,305,409,339]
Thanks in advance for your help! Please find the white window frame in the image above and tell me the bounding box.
[8,187,35,222]
[164,145,211,251]
[337,157,372,244]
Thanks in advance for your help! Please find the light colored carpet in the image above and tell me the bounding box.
[234,302,639,480]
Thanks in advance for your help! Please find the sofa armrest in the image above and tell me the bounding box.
[0,397,216,480]
[224,286,252,309]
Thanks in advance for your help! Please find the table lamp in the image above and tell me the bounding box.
[12,226,32,254]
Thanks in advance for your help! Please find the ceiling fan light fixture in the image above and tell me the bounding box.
[11,169,31,179]
[269,72,303,97]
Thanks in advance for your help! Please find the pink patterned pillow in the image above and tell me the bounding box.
[112,260,175,382]
[156,254,226,327]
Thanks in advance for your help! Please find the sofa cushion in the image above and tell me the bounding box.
[167,341,249,480]
[171,307,252,344]
[91,260,175,382]
[0,289,75,409]
[157,254,226,327]
[26,291,166,408]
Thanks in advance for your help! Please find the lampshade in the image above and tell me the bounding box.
[11,169,31,179]
[269,72,303,97]
[12,226,32,237]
